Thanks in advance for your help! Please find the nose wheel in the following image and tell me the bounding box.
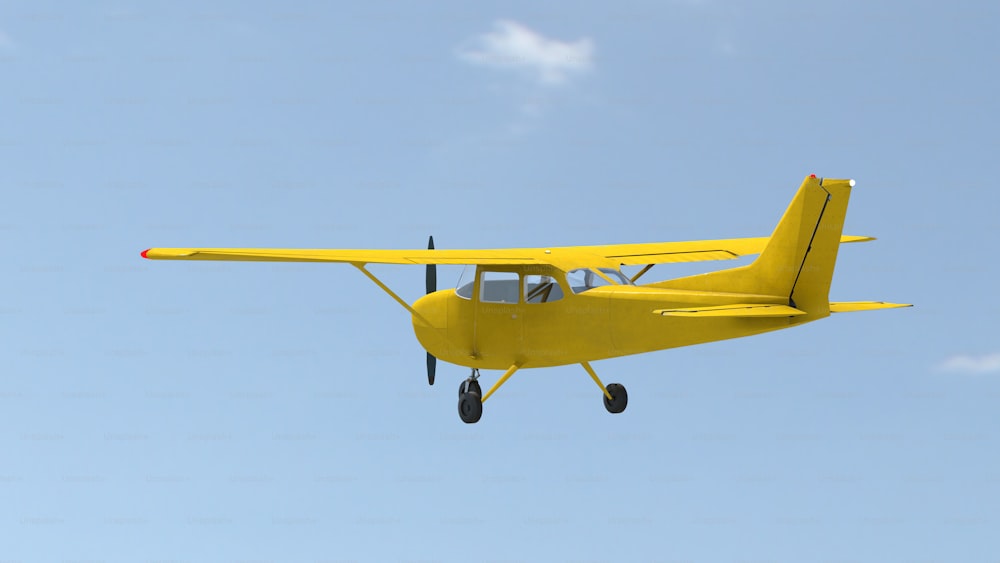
[457,369,483,424]
[458,391,483,423]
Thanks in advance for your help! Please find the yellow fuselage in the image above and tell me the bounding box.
[412,285,820,370]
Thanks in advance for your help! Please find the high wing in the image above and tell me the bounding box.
[141,247,539,265]
[141,235,872,270]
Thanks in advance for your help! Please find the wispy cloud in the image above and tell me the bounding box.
[938,353,1000,375]
[457,20,594,86]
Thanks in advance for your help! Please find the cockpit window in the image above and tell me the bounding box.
[566,268,632,294]
[480,271,520,303]
[524,275,564,303]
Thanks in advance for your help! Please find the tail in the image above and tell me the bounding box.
[655,175,854,316]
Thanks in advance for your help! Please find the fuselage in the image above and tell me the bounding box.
[412,273,822,370]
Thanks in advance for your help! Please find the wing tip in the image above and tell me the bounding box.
[140,248,150,259]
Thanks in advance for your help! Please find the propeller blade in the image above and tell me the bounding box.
[426,235,437,386]
[427,352,436,386]
[426,236,436,295]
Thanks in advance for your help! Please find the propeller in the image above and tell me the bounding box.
[425,236,437,386]
[426,236,436,294]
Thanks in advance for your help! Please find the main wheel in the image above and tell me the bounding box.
[603,383,627,414]
[458,379,482,398]
[458,392,483,423]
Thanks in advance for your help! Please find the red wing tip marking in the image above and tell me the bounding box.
[141,248,150,259]
[809,174,817,178]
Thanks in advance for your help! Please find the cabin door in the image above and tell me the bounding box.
[473,268,524,364]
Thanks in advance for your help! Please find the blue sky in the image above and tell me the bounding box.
[2,0,999,561]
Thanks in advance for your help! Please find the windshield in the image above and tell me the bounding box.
[455,265,475,299]
[566,268,632,294]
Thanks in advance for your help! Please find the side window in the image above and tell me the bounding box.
[524,275,564,304]
[480,271,520,303]
[598,268,632,285]
[566,268,612,294]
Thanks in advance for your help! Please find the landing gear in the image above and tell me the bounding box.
[455,365,520,424]
[603,383,628,414]
[581,361,627,415]
[458,368,483,424]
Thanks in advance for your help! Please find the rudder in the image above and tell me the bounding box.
[787,177,853,315]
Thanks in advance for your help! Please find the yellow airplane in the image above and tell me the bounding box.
[142,175,909,423]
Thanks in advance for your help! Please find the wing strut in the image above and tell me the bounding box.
[629,264,655,283]
[352,263,433,327]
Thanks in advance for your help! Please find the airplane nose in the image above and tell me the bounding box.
[413,290,448,330]
[411,290,451,359]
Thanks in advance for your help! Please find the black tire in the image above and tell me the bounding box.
[603,383,627,414]
[458,379,482,397]
[458,392,483,423]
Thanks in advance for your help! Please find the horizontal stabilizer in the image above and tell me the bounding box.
[654,304,806,318]
[829,301,912,313]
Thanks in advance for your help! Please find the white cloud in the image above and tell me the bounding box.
[458,20,594,86]
[938,353,1000,375]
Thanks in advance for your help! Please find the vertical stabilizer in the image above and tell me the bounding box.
[653,175,854,316]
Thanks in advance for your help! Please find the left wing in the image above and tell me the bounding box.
[141,247,539,265]
[141,235,873,269]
